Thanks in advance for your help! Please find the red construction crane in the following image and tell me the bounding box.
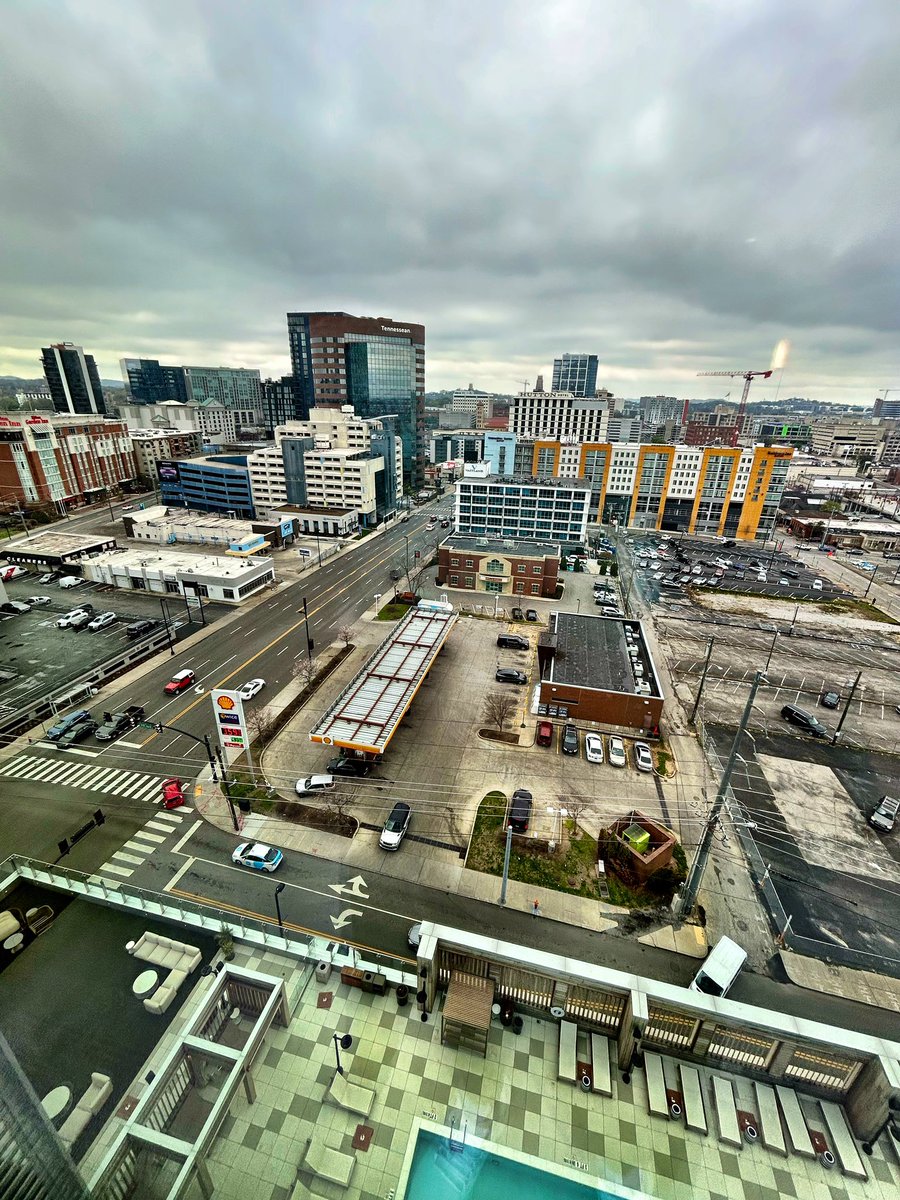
[697,368,773,446]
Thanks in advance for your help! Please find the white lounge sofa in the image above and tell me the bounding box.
[128,932,202,1014]
[59,1072,112,1149]
[328,1071,375,1117]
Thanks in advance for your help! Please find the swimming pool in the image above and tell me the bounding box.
[401,1126,643,1200]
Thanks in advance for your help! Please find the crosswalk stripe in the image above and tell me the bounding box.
[112,851,144,865]
[135,780,164,802]
[133,831,166,844]
[98,863,133,878]
[90,768,119,789]
[0,752,168,801]
[118,775,149,798]
[5,759,47,778]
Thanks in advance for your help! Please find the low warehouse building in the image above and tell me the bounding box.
[80,548,274,604]
[537,611,663,733]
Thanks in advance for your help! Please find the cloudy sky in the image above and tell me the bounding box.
[1,0,898,403]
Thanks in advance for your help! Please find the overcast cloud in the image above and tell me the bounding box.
[1,0,898,403]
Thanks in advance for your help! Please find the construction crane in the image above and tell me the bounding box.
[697,368,773,446]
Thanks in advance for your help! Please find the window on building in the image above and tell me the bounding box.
[532,565,541,574]
[450,557,459,567]
[465,575,474,587]
[531,583,540,594]
[131,577,146,590]
[165,581,180,594]
[465,559,474,568]
[450,574,459,585]
[517,563,526,573]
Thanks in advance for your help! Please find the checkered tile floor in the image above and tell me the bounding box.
[204,949,898,1200]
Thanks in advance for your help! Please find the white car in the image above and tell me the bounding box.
[237,678,266,701]
[87,611,117,631]
[231,842,283,872]
[634,742,653,772]
[608,736,627,768]
[812,578,823,590]
[58,576,83,589]
[26,595,52,606]
[57,608,90,629]
[585,733,604,764]
[295,774,335,795]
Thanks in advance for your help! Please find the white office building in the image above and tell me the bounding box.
[455,473,591,542]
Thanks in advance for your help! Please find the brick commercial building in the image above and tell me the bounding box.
[0,413,135,510]
[287,310,425,489]
[436,534,560,598]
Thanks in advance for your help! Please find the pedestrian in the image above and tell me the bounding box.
[532,899,540,918]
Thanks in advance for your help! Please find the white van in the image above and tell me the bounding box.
[689,935,747,998]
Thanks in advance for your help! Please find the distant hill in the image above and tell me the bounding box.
[0,375,123,388]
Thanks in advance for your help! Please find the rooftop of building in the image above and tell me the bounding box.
[548,611,661,696]
[130,428,201,441]
[2,530,116,561]
[440,533,562,559]
[129,507,258,537]
[89,547,272,578]
[176,453,250,471]
[460,473,592,490]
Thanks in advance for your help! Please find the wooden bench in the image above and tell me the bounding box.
[590,1033,612,1097]
[819,1101,868,1180]
[775,1086,815,1157]
[644,1052,669,1117]
[558,1020,578,1083]
[712,1076,741,1147]
[679,1064,707,1134]
[754,1082,786,1156]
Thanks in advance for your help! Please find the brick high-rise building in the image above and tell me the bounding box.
[286,311,425,489]
[0,413,135,508]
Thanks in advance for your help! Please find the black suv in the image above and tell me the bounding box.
[126,619,157,638]
[327,755,372,777]
[780,704,827,737]
[495,668,527,685]
[561,723,579,755]
[497,634,529,650]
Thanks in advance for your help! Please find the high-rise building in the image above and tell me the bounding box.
[120,358,188,405]
[286,311,425,489]
[510,390,617,442]
[551,353,598,397]
[0,412,135,506]
[262,376,306,431]
[41,343,106,415]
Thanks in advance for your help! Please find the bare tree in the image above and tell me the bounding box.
[564,793,589,835]
[324,784,354,832]
[246,705,279,749]
[292,655,318,692]
[337,624,354,648]
[482,691,517,731]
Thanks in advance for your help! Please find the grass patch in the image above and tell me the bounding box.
[377,602,412,620]
[824,598,898,624]
[466,792,608,899]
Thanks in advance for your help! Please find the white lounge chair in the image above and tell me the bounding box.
[558,1020,577,1082]
[302,1136,355,1187]
[679,1064,707,1134]
[775,1085,815,1158]
[644,1052,669,1118]
[328,1071,375,1117]
[712,1076,741,1147]
[754,1082,786,1156]
[590,1033,612,1097]
[819,1101,868,1180]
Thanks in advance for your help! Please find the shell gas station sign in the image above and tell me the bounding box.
[211,689,248,753]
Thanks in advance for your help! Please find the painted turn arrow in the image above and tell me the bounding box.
[329,908,363,931]
[328,874,369,900]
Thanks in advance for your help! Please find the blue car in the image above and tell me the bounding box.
[232,842,283,872]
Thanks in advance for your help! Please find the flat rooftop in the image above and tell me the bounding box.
[3,530,116,561]
[549,611,660,696]
[88,548,272,579]
[440,533,562,558]
[463,474,591,491]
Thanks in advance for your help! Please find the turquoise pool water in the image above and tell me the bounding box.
[404,1129,623,1200]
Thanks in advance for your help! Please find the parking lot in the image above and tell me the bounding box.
[270,613,670,862]
[0,570,224,720]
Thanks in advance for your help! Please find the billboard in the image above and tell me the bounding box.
[157,460,181,482]
[211,689,249,753]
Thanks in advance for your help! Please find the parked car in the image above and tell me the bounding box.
[164,669,196,695]
[689,935,747,998]
[379,801,411,850]
[0,600,31,614]
[870,795,899,833]
[162,777,187,809]
[25,595,52,606]
[507,788,533,832]
[295,774,335,795]
[56,716,99,748]
[327,755,372,777]
[87,611,117,631]
[125,619,157,638]
[95,706,146,741]
[536,720,554,747]
[497,634,529,650]
[67,610,93,630]
[812,578,823,590]
[585,733,604,764]
[608,736,627,767]
[46,708,90,741]
[38,571,60,585]
[237,678,266,701]
[58,576,83,589]
[561,723,579,755]
[820,689,841,710]
[57,607,90,629]
[511,607,525,621]
[633,741,653,772]
[525,609,539,622]
[495,668,527,685]
[780,704,827,737]
[232,842,283,872]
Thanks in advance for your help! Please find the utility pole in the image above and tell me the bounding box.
[831,670,862,745]
[159,598,175,655]
[864,565,878,598]
[677,671,767,917]
[764,630,779,674]
[688,637,715,725]
[215,745,241,831]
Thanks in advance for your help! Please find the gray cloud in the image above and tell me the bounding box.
[0,0,898,402]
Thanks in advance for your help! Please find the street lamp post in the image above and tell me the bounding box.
[332,1032,353,1076]
[764,630,779,674]
[141,720,240,831]
[274,883,285,935]
[159,598,175,656]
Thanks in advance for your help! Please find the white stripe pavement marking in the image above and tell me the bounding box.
[117,776,150,798]
[172,819,203,854]
[59,747,100,758]
[147,820,175,833]
[115,740,144,749]
[123,838,153,852]
[90,768,120,789]
[98,862,133,878]
[132,779,163,802]
[112,851,144,865]
[60,763,97,787]
[132,831,166,844]
[5,759,47,778]
[163,856,195,892]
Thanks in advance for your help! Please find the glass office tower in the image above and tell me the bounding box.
[551,353,599,398]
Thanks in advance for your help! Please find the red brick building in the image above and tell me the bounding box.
[0,413,136,510]
[436,534,560,598]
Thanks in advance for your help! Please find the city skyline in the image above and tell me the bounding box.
[1,1,897,404]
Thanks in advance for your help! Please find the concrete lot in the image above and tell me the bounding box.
[266,610,671,863]
[0,571,225,717]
